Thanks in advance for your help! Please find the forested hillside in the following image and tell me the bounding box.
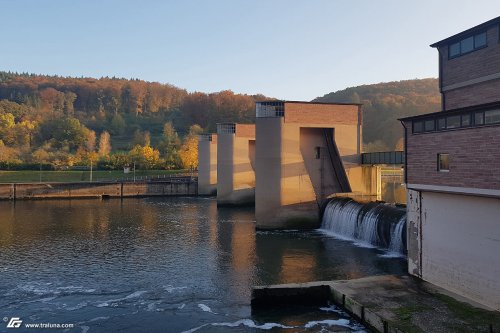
[0,72,441,170]
[0,71,266,169]
[314,78,441,151]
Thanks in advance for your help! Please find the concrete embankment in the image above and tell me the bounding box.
[0,180,197,200]
[252,275,500,333]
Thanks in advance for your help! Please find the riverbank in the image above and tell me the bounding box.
[252,275,500,333]
[0,178,197,200]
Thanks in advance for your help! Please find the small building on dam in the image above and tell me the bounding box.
[254,101,380,230]
[216,123,256,206]
[401,16,500,311]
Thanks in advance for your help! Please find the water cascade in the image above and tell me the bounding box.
[321,198,407,255]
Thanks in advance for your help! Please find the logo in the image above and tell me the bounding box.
[6,317,22,328]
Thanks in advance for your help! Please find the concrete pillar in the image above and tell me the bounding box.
[198,134,217,195]
[217,123,256,206]
[255,101,366,229]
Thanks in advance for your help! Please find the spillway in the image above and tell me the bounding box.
[321,198,407,255]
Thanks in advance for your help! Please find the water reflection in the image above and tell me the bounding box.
[0,198,406,332]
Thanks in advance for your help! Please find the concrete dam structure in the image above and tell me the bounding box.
[197,133,217,195]
[216,123,256,206]
[255,101,380,229]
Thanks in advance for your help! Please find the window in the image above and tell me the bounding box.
[413,121,423,133]
[448,30,488,58]
[461,114,471,127]
[449,42,460,57]
[475,112,484,125]
[461,36,474,53]
[424,119,435,131]
[438,117,446,130]
[485,109,500,124]
[446,115,461,129]
[438,154,449,172]
[474,32,487,48]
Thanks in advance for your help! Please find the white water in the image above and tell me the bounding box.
[388,216,406,253]
[321,198,407,256]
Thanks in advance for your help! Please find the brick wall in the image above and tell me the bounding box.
[441,25,500,87]
[405,122,500,190]
[444,78,500,109]
[284,102,360,125]
[235,124,255,138]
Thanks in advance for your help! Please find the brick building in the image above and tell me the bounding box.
[432,16,500,110]
[401,17,500,311]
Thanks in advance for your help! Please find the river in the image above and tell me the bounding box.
[0,197,406,332]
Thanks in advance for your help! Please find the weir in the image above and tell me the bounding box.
[320,198,407,255]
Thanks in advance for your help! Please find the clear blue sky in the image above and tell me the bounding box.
[1,0,500,100]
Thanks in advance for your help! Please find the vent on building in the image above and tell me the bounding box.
[256,101,285,118]
[217,123,236,134]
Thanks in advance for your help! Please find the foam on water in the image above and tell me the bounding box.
[304,318,350,328]
[198,303,217,314]
[182,319,294,333]
[163,285,188,293]
[96,290,148,307]
[182,317,366,333]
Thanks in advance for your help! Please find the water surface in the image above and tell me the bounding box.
[0,197,406,332]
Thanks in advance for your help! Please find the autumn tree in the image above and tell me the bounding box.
[85,129,96,152]
[98,131,111,157]
[179,124,203,170]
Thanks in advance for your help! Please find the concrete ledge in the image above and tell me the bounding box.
[0,181,197,200]
[251,283,331,309]
[252,275,500,333]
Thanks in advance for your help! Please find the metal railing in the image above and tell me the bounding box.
[198,134,213,141]
[217,123,236,134]
[256,101,285,118]
[96,174,197,183]
[361,151,404,165]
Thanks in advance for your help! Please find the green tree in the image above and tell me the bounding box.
[110,113,126,135]
[158,122,181,169]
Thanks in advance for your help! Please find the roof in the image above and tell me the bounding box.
[256,100,363,106]
[430,16,500,48]
[399,101,500,122]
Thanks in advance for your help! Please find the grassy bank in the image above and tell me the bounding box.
[0,169,189,183]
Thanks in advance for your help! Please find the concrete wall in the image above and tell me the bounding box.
[0,181,197,200]
[198,135,217,195]
[255,117,282,226]
[407,189,500,311]
[217,124,255,206]
[255,102,373,229]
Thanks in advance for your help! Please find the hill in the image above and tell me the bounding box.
[0,72,440,170]
[0,71,268,170]
[313,78,441,151]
